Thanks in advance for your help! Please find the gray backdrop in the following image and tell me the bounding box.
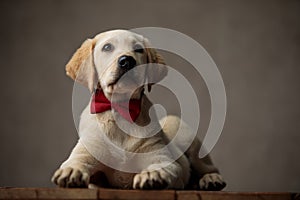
[0,0,299,192]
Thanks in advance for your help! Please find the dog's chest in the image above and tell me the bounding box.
[107,170,135,189]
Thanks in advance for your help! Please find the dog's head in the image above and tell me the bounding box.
[66,30,167,101]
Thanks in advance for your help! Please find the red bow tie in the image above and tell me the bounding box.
[90,89,141,122]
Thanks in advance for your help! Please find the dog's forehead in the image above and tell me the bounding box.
[95,30,144,45]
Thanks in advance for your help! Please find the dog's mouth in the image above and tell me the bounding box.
[107,76,121,88]
[106,71,136,94]
[107,71,126,88]
[103,69,146,101]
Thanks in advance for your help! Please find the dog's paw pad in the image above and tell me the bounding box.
[199,173,226,191]
[133,170,169,189]
[51,167,89,188]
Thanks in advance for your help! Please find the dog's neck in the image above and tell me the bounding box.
[94,94,162,149]
[95,94,154,125]
[91,89,143,122]
[98,85,145,102]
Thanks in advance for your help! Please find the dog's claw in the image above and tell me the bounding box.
[51,167,89,188]
[133,170,170,190]
[199,173,226,191]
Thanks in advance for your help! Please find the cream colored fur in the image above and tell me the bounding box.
[51,30,226,190]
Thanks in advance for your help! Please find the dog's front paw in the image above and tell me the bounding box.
[199,173,226,191]
[133,170,172,189]
[51,167,89,188]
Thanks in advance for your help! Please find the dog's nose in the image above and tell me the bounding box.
[118,55,136,70]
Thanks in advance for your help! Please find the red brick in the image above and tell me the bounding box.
[177,191,292,200]
[0,188,37,199]
[36,188,98,199]
[99,188,175,200]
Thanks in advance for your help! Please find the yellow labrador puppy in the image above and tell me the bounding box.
[52,30,226,190]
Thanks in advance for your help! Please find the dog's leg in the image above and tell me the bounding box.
[131,136,190,190]
[187,139,226,190]
[132,155,188,190]
[51,141,101,188]
[160,115,226,190]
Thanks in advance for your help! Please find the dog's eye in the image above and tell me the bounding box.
[133,44,144,53]
[102,43,114,52]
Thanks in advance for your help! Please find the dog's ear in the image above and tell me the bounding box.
[66,38,97,92]
[143,38,168,92]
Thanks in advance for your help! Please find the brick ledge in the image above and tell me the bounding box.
[0,188,298,200]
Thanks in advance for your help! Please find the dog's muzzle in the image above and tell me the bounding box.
[118,55,136,71]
